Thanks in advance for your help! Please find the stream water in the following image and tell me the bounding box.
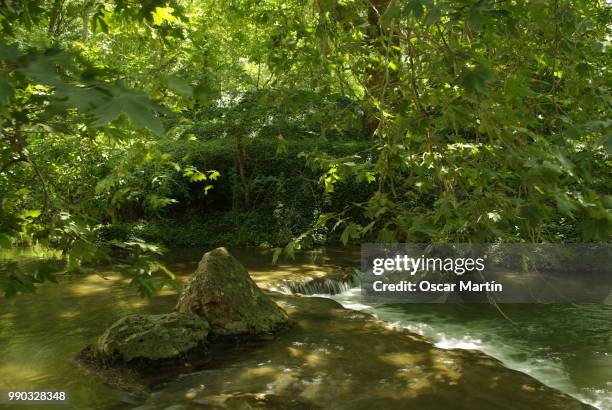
[0,247,610,409]
[325,289,612,410]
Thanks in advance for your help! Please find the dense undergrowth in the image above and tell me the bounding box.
[93,135,374,248]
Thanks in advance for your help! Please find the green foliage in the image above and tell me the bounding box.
[299,0,612,245]
[1,0,610,296]
[90,81,164,136]
[0,0,179,297]
[93,135,371,248]
[109,239,177,298]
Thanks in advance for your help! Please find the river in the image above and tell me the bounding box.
[0,247,610,409]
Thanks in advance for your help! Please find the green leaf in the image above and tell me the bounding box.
[92,83,164,136]
[404,0,426,19]
[148,194,178,209]
[57,85,107,112]
[276,134,288,155]
[340,222,362,245]
[554,192,576,216]
[461,65,494,95]
[167,75,193,97]
[272,247,283,264]
[324,165,339,192]
[20,209,41,219]
[152,6,177,25]
[183,165,207,182]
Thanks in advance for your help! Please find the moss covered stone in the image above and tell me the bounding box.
[176,247,289,337]
[97,312,209,362]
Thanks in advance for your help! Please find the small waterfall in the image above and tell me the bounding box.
[279,267,361,296]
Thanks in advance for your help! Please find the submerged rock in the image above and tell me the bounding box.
[176,247,290,338]
[96,312,209,362]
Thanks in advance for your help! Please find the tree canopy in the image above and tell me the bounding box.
[1,0,610,296]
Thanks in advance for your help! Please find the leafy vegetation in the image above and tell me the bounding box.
[1,0,610,296]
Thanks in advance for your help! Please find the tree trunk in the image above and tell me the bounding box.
[81,1,93,42]
[48,0,66,36]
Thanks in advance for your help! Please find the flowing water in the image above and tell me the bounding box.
[0,247,610,409]
[325,289,612,410]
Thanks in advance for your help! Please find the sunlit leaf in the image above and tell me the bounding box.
[152,6,177,25]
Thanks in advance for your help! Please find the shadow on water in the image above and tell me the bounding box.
[134,295,590,410]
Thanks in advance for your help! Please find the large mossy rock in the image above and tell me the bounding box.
[97,312,209,362]
[176,247,290,338]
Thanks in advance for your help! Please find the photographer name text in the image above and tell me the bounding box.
[371,280,502,293]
